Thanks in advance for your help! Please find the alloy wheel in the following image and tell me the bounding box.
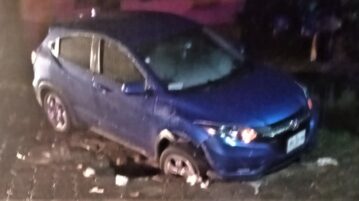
[44,92,69,132]
[163,153,197,177]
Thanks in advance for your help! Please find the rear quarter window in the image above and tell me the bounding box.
[59,36,92,69]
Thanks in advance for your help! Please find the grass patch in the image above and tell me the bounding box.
[304,129,359,164]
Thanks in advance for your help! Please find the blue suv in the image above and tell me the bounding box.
[32,12,318,180]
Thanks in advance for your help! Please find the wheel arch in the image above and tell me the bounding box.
[36,80,81,127]
[36,80,63,106]
[157,133,210,178]
[155,129,196,160]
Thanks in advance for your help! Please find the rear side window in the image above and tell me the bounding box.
[101,41,143,83]
[59,36,92,69]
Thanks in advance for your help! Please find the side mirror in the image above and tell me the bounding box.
[121,82,149,95]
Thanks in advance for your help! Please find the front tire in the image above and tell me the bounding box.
[42,91,72,133]
[160,144,207,178]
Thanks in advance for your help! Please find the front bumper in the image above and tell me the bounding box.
[201,111,319,181]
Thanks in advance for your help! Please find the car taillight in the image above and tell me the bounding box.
[31,51,37,65]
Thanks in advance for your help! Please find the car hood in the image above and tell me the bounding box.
[169,66,307,127]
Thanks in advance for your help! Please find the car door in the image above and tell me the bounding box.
[91,38,157,152]
[55,35,100,125]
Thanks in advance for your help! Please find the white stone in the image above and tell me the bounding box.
[115,175,129,186]
[89,186,104,194]
[83,167,95,178]
[317,157,339,167]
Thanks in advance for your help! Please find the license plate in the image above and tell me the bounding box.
[286,130,306,153]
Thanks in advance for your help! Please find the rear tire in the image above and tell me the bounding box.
[42,90,72,133]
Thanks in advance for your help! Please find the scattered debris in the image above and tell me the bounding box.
[129,191,140,198]
[6,188,13,196]
[186,175,199,186]
[83,167,96,178]
[16,152,26,160]
[115,174,129,186]
[200,180,210,189]
[77,164,83,170]
[186,175,207,188]
[317,157,339,167]
[89,186,104,194]
[302,157,339,170]
[42,151,51,159]
[247,180,262,195]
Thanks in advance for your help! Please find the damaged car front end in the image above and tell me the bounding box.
[157,66,319,180]
[198,105,318,180]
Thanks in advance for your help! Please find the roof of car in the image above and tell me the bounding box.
[52,11,201,49]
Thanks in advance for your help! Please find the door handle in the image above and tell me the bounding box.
[92,82,111,94]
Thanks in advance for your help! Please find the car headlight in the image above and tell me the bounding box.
[197,123,258,144]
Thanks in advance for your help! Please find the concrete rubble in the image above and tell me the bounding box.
[185,174,211,189]
[200,180,210,189]
[89,186,104,194]
[16,152,26,160]
[247,180,263,195]
[317,157,339,167]
[83,167,96,178]
[186,175,200,186]
[115,174,129,186]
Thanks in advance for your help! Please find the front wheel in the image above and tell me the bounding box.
[42,91,72,133]
[160,144,207,178]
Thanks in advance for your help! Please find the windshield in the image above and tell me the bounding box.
[137,29,245,91]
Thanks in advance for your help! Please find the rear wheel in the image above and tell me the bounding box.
[160,144,207,178]
[42,91,71,133]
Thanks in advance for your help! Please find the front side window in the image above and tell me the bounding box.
[59,36,92,69]
[136,28,244,91]
[101,41,143,83]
